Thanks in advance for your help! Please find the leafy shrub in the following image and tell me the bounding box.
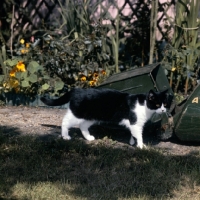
[0,0,153,98]
[161,0,200,97]
[0,0,134,97]
[0,29,110,96]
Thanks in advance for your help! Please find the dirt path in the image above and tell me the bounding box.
[1,106,200,156]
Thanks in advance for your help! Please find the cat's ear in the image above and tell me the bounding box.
[148,90,156,100]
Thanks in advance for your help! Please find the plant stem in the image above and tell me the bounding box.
[115,10,119,73]
[185,77,189,95]
[149,0,158,64]
[169,71,173,88]
[174,75,181,93]
[10,5,15,59]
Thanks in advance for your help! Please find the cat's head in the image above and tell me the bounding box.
[146,89,170,114]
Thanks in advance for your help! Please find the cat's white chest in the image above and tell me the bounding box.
[134,100,154,122]
[119,100,154,128]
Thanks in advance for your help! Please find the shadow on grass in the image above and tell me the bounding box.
[1,125,200,199]
[41,122,161,146]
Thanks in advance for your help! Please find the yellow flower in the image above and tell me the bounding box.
[89,80,96,86]
[16,61,26,72]
[21,49,25,54]
[21,49,29,54]
[10,79,19,88]
[93,72,99,78]
[171,67,176,72]
[9,68,17,77]
[3,79,19,89]
[3,82,8,88]
[25,43,30,48]
[101,70,106,75]
[80,76,86,82]
[20,39,25,44]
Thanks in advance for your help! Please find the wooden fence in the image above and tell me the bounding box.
[1,0,175,45]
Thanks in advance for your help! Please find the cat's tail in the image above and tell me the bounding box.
[40,91,71,106]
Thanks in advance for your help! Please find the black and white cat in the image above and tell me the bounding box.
[41,88,168,148]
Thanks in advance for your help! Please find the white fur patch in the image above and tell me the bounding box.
[156,103,166,114]
[119,100,155,148]
[61,100,166,149]
[61,107,96,141]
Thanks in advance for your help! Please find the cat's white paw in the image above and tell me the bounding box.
[86,135,95,141]
[129,137,135,145]
[136,143,146,149]
[62,135,71,140]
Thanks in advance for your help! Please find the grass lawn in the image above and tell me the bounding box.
[1,127,200,200]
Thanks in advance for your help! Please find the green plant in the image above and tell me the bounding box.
[0,45,7,79]
[57,0,134,73]
[58,0,111,71]
[0,38,65,96]
[0,0,157,98]
[149,0,158,64]
[0,31,110,96]
[162,0,200,96]
[0,0,14,46]
[0,0,114,96]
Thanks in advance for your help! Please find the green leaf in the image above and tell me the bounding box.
[0,53,6,75]
[55,80,64,91]
[27,61,43,73]
[21,71,28,78]
[0,75,5,82]
[195,42,200,48]
[28,74,38,83]
[42,75,50,79]
[2,45,6,61]
[15,71,28,80]
[97,52,102,61]
[28,61,39,68]
[5,58,22,66]
[42,83,50,90]
[21,80,30,87]
[15,72,23,80]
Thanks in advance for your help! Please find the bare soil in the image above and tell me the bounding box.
[1,105,200,156]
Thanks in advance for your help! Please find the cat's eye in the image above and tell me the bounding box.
[164,103,167,107]
[156,104,160,107]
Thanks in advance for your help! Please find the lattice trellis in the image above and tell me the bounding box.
[93,0,175,40]
[9,0,62,41]
[91,0,175,65]
[2,0,175,49]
